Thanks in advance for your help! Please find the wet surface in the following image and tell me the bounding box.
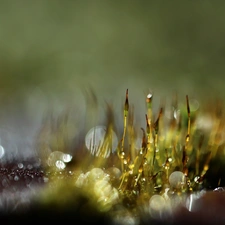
[0,160,45,192]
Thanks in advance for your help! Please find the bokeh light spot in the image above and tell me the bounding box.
[85,125,118,158]
[47,151,72,170]
[0,145,5,159]
[169,171,186,189]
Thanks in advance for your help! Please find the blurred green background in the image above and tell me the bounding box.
[1,0,225,102]
[0,0,225,157]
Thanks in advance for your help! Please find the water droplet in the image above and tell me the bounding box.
[55,160,66,170]
[0,145,5,159]
[149,195,166,219]
[14,175,19,181]
[189,99,199,112]
[47,151,72,169]
[75,172,86,188]
[18,163,23,169]
[213,187,225,192]
[106,167,121,180]
[27,164,33,170]
[88,168,107,183]
[85,126,118,158]
[168,157,173,162]
[194,176,201,183]
[169,171,186,189]
[174,109,180,120]
[62,153,72,163]
[147,93,153,100]
[0,128,18,161]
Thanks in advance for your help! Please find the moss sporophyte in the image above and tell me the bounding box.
[31,89,225,224]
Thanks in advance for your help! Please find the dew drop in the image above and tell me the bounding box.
[149,195,166,219]
[85,126,118,158]
[213,187,225,192]
[194,176,200,183]
[62,153,72,163]
[14,175,19,181]
[47,151,72,169]
[0,145,5,159]
[18,163,23,169]
[55,160,66,170]
[169,171,186,189]
[189,99,199,112]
